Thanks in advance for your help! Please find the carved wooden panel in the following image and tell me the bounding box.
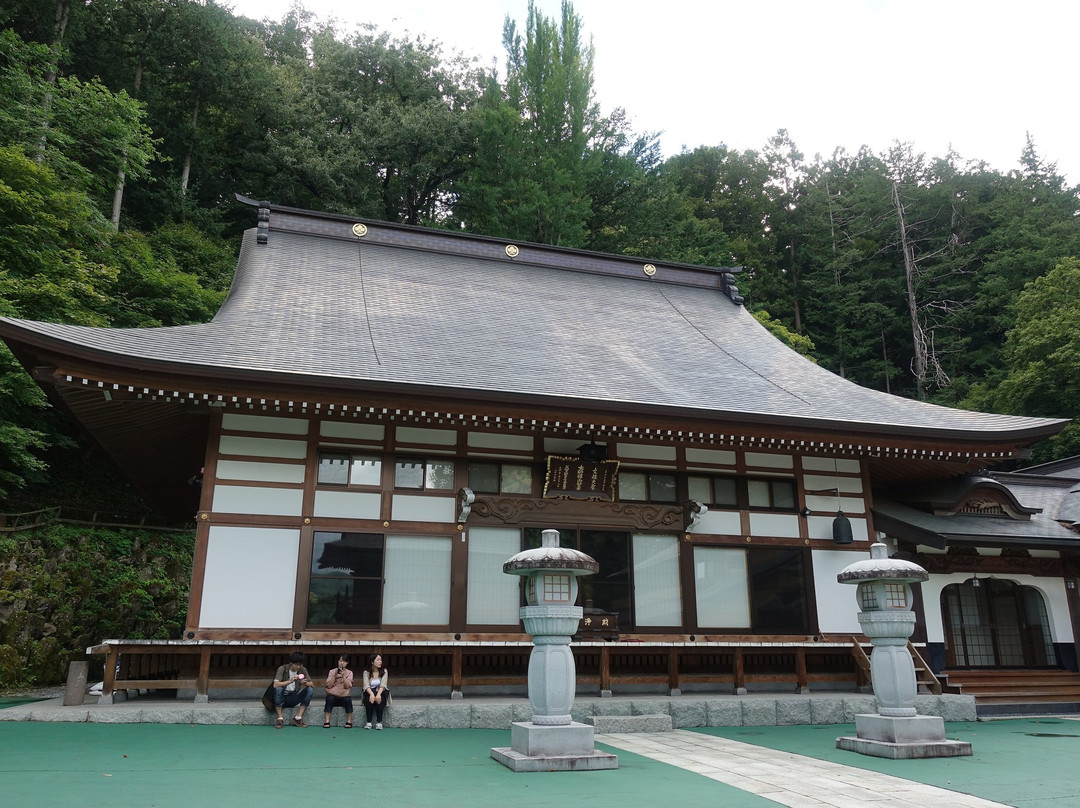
[469,495,683,531]
[916,552,1063,577]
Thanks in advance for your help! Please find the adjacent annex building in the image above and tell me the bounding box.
[1,198,1076,701]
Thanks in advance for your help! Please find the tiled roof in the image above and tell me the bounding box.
[0,215,1066,442]
[873,498,1080,547]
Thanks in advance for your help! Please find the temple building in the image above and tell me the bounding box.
[1,197,1076,701]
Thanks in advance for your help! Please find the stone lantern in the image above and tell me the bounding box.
[490,529,618,772]
[835,542,971,758]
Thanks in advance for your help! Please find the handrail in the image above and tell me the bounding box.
[850,635,872,685]
[0,506,193,534]
[907,640,943,694]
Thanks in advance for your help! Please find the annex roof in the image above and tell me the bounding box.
[0,201,1065,444]
[873,470,1080,550]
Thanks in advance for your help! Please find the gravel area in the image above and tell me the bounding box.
[0,687,64,699]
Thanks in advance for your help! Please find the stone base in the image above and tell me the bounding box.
[589,714,673,734]
[836,713,972,759]
[63,662,89,707]
[491,721,618,772]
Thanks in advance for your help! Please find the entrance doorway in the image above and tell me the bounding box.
[941,578,1057,668]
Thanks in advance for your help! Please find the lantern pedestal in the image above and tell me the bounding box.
[491,529,618,772]
[835,542,972,759]
[837,714,971,759]
[491,722,618,772]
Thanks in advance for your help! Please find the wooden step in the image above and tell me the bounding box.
[941,669,1080,705]
[944,670,1079,680]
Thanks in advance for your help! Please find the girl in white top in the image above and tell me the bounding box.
[361,653,389,729]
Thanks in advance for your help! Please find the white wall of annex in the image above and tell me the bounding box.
[920,573,1074,644]
[200,526,300,628]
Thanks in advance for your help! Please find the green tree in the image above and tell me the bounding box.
[456,0,630,247]
[250,20,482,225]
[0,28,158,208]
[963,259,1080,461]
[0,146,113,497]
[0,147,224,497]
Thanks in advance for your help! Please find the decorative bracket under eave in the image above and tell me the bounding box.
[457,487,475,525]
[684,500,708,532]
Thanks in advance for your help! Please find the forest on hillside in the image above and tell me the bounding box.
[2,0,1079,517]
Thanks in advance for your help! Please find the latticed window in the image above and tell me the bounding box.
[544,574,571,603]
[884,583,908,608]
[859,586,879,611]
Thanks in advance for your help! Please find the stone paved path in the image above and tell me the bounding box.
[599,729,1011,808]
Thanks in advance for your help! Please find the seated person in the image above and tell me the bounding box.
[322,653,354,728]
[361,653,390,729]
[272,650,313,728]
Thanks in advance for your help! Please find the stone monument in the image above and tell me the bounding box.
[835,542,972,759]
[490,528,618,771]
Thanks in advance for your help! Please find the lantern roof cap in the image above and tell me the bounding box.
[503,529,599,576]
[837,542,929,584]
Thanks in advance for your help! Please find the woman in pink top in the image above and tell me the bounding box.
[323,653,354,728]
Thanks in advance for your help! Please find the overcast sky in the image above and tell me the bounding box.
[227,0,1079,185]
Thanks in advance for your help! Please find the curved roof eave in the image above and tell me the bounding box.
[0,314,1066,448]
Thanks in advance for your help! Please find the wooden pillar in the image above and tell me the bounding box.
[734,647,746,694]
[795,647,809,693]
[100,645,119,705]
[668,647,680,695]
[599,645,611,695]
[450,647,463,698]
[194,647,212,703]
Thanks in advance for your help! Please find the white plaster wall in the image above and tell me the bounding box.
[811,549,865,633]
[212,485,304,516]
[806,494,866,514]
[395,426,456,445]
[744,452,794,469]
[218,435,307,459]
[313,490,382,520]
[199,526,300,628]
[467,432,533,451]
[216,460,305,484]
[618,443,676,462]
[748,512,801,538]
[803,457,861,474]
[685,448,736,467]
[391,494,455,523]
[221,413,308,435]
[320,420,385,441]
[804,473,863,494]
[920,573,1074,644]
[694,510,741,536]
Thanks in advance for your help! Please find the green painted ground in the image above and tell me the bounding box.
[0,697,43,708]
[3,719,1077,807]
[696,718,1080,808]
[0,723,775,808]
